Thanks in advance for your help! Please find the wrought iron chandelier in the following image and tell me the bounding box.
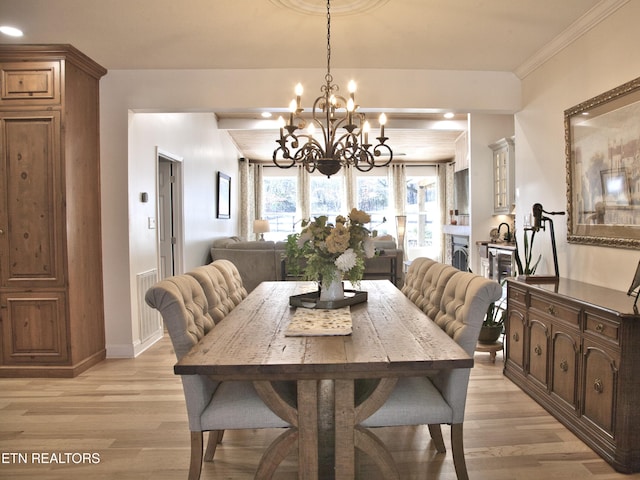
[272,0,393,178]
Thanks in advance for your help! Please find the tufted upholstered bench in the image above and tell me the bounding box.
[362,258,502,480]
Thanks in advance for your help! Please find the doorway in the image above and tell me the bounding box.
[156,147,184,279]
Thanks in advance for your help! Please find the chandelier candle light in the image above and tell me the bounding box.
[272,0,393,178]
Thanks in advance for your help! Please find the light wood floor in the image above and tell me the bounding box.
[1,335,639,480]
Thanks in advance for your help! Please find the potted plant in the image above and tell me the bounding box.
[479,296,506,344]
[514,228,541,277]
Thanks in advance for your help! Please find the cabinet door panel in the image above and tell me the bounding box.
[506,307,525,369]
[1,292,68,364]
[0,61,60,105]
[0,113,63,287]
[582,343,618,436]
[528,319,548,386]
[550,329,579,410]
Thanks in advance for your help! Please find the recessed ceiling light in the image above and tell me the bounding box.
[261,112,273,118]
[0,26,24,37]
[443,112,455,119]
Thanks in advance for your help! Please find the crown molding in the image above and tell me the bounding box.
[515,0,629,79]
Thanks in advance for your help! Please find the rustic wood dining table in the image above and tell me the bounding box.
[174,280,473,479]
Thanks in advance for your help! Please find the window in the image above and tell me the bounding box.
[262,175,297,240]
[405,166,440,260]
[260,165,441,257]
[357,175,391,235]
[310,174,344,220]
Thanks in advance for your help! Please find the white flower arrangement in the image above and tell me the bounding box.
[285,208,377,286]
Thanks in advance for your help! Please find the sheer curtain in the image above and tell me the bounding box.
[435,163,446,262]
[253,164,264,240]
[239,161,263,240]
[390,163,406,216]
[390,163,407,255]
[440,163,453,263]
[343,165,356,211]
[297,166,310,224]
[239,158,251,239]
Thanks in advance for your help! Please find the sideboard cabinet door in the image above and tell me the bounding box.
[581,341,619,437]
[527,317,549,387]
[549,327,580,411]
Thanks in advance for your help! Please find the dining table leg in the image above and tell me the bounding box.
[296,379,319,480]
[253,380,318,480]
[334,379,356,478]
[334,377,400,479]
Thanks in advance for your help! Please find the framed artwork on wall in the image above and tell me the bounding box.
[217,172,231,219]
[565,76,640,249]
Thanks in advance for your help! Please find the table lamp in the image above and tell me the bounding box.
[254,219,270,241]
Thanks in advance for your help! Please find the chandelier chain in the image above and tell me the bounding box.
[326,0,332,84]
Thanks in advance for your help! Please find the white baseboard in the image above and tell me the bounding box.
[106,329,164,358]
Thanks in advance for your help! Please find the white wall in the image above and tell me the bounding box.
[120,112,239,357]
[468,114,515,274]
[516,1,640,290]
[100,68,520,357]
[102,107,240,357]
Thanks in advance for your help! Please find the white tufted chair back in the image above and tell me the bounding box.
[188,264,235,324]
[434,270,502,354]
[145,275,216,360]
[401,257,436,304]
[210,259,248,306]
[415,263,459,319]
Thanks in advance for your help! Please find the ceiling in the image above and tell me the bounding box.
[0,0,614,163]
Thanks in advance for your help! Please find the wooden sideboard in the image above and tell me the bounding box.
[504,277,640,473]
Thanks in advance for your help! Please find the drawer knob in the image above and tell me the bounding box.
[547,305,557,316]
[595,323,604,333]
[512,332,520,342]
[559,360,568,372]
[534,345,543,356]
[593,378,604,394]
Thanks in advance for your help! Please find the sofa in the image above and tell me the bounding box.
[210,236,404,293]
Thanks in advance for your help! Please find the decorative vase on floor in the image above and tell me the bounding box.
[320,274,344,302]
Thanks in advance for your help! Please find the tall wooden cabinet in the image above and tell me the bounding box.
[504,278,640,473]
[0,45,107,377]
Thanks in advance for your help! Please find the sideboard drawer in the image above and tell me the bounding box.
[508,285,527,307]
[585,311,620,345]
[530,293,580,326]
